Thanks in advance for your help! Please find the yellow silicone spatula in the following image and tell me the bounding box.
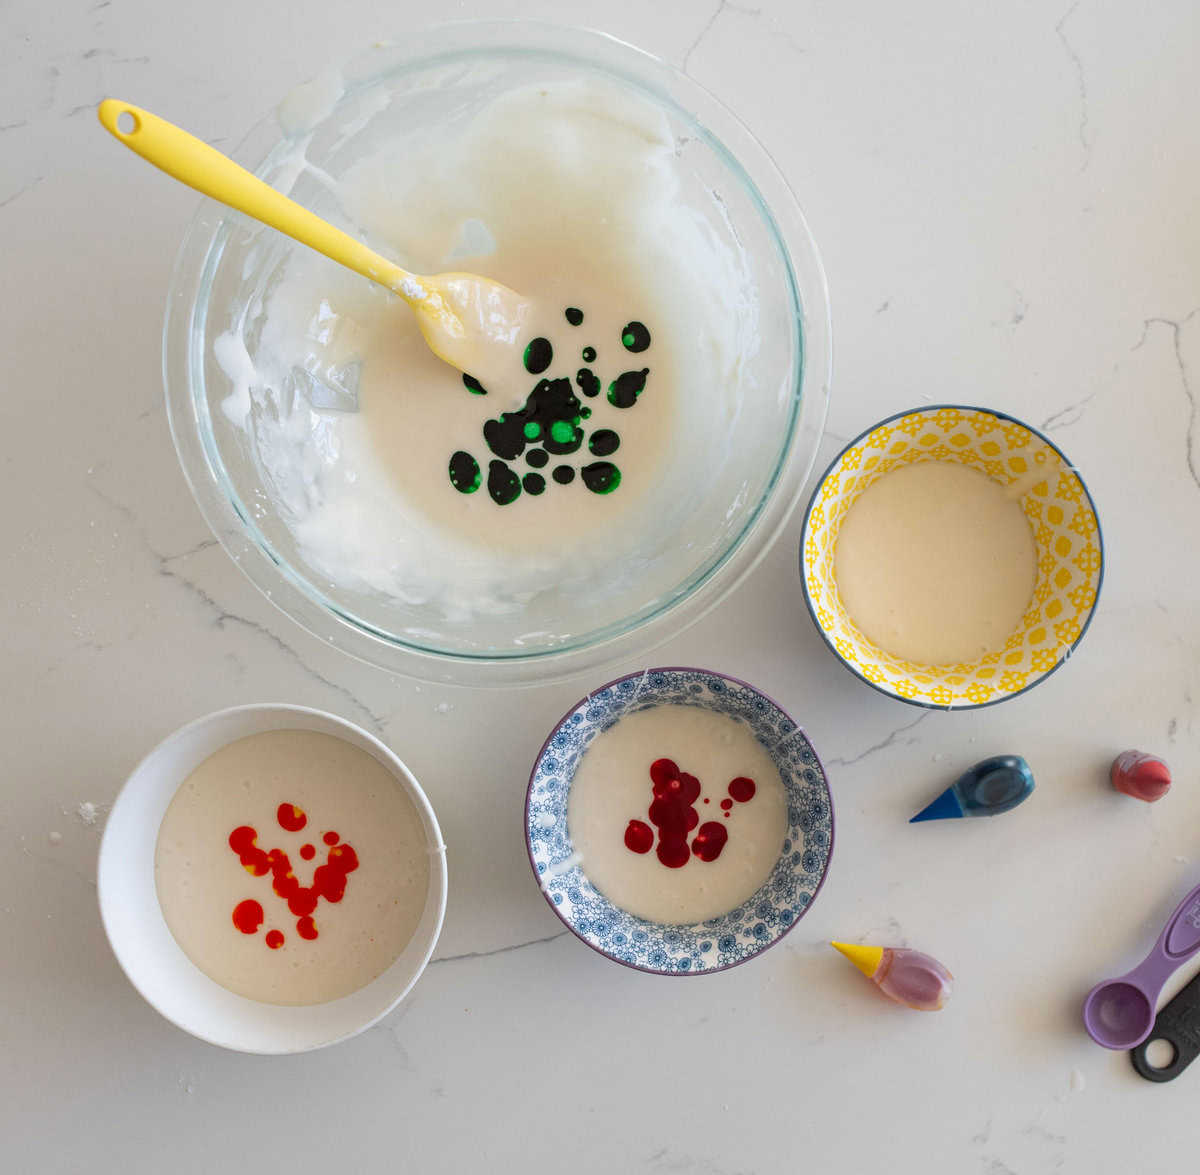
[98,98,530,374]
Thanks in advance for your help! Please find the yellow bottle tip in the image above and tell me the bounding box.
[831,941,884,978]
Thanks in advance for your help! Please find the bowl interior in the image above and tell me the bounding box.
[165,24,830,682]
[526,668,833,974]
[802,406,1103,708]
[98,705,447,1053]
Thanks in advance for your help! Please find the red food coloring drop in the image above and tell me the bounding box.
[728,776,757,803]
[296,916,318,941]
[231,899,263,934]
[229,826,270,876]
[692,821,728,862]
[277,803,307,832]
[227,824,360,925]
[299,843,316,860]
[646,760,703,868]
[624,819,653,853]
[649,758,678,787]
[720,798,733,811]
[323,831,340,846]
[265,930,285,950]
[703,797,710,804]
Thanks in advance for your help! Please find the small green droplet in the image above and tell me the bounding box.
[550,420,575,444]
[582,346,596,363]
[462,373,487,395]
[565,307,584,326]
[523,421,541,441]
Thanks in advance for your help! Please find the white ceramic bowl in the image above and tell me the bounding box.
[98,704,447,1054]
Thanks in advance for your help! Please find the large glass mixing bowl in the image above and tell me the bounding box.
[164,22,831,685]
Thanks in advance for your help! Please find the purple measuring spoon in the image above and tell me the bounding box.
[1083,881,1200,1049]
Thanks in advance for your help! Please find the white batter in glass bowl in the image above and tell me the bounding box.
[164,22,831,684]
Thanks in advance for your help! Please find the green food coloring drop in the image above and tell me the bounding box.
[522,472,546,495]
[581,407,592,419]
[621,321,651,353]
[462,373,487,395]
[549,420,576,444]
[582,346,596,363]
[588,429,620,457]
[576,368,600,398]
[565,307,584,326]
[582,462,621,494]
[523,421,542,441]
[449,451,481,494]
[487,460,521,505]
[524,337,553,374]
[526,448,548,468]
[553,465,575,485]
[608,368,649,409]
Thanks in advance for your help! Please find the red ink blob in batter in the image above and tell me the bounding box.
[692,821,728,862]
[277,803,307,832]
[624,819,653,854]
[728,776,757,803]
[265,929,285,949]
[232,899,264,934]
[228,824,359,950]
[649,758,678,787]
[647,762,702,868]
[299,843,315,860]
[229,825,270,876]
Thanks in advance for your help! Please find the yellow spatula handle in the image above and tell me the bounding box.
[97,98,420,301]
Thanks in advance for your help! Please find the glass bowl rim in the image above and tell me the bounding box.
[163,19,833,684]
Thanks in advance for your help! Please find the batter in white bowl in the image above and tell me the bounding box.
[155,731,430,1006]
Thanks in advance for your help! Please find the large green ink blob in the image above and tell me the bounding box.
[608,368,649,408]
[621,321,651,352]
[576,368,600,398]
[449,451,481,493]
[523,337,553,374]
[582,462,621,494]
[487,460,521,505]
[588,429,620,457]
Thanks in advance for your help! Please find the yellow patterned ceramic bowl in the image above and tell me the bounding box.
[800,405,1103,710]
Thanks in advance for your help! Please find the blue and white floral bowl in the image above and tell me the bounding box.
[525,668,834,975]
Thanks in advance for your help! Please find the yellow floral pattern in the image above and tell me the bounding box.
[801,408,1103,708]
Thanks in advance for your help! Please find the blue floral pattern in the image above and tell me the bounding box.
[526,668,834,975]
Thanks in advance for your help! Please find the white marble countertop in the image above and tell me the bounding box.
[3,1,1199,1170]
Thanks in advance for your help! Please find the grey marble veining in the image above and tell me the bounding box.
[2,1,1199,1172]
